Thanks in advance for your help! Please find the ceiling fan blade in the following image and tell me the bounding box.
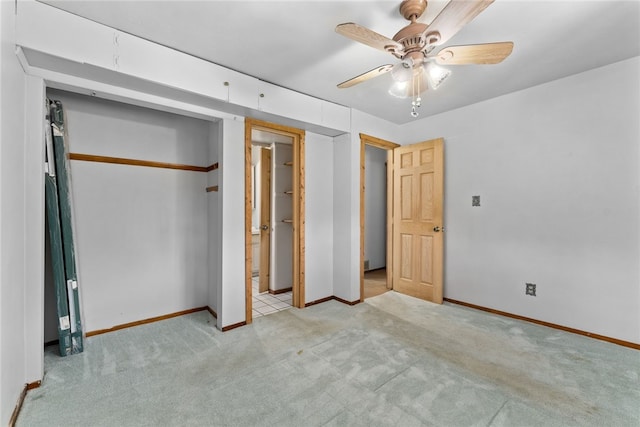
[336,23,403,56]
[434,42,514,65]
[423,0,495,47]
[337,64,394,88]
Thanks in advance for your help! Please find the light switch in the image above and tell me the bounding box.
[472,195,481,207]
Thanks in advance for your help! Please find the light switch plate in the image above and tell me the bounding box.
[472,195,481,207]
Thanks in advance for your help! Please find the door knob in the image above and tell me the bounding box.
[261,224,268,231]
[433,226,441,232]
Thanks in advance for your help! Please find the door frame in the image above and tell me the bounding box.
[359,133,400,302]
[245,118,305,324]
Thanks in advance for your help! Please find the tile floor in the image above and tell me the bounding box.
[251,277,292,318]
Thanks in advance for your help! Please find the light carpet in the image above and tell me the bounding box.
[17,292,640,426]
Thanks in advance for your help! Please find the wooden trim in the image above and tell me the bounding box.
[385,149,394,290]
[304,295,362,308]
[27,381,41,390]
[333,296,362,306]
[69,153,208,172]
[359,133,401,150]
[9,384,28,427]
[305,296,335,307]
[359,134,400,302]
[206,162,219,171]
[245,118,306,326]
[206,185,219,192]
[221,321,247,332]
[244,120,253,325]
[86,306,209,337]
[444,298,640,351]
[268,287,293,295]
[206,306,218,319]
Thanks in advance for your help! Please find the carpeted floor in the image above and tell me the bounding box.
[17,292,640,426]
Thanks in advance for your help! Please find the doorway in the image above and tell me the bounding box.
[360,134,445,304]
[244,119,305,324]
[360,134,400,301]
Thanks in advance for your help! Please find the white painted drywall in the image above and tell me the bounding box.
[364,145,387,271]
[0,1,27,422]
[207,121,220,319]
[218,117,246,329]
[24,76,46,382]
[305,132,334,303]
[401,57,640,344]
[46,90,210,332]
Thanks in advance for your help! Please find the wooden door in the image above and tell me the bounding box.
[392,138,444,303]
[258,148,272,293]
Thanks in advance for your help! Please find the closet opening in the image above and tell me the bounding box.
[42,88,221,350]
[244,119,305,324]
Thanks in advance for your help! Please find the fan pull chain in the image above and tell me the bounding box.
[411,70,421,118]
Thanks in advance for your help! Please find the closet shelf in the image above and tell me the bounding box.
[284,190,293,195]
[282,219,293,223]
[283,161,293,166]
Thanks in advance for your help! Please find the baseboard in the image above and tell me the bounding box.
[8,383,28,427]
[268,287,293,295]
[304,296,334,307]
[444,298,640,351]
[86,306,209,337]
[206,306,218,318]
[44,339,59,348]
[304,295,361,308]
[333,296,361,306]
[221,321,246,332]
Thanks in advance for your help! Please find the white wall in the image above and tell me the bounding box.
[217,117,246,329]
[47,90,210,332]
[364,145,387,270]
[207,121,220,319]
[401,57,640,344]
[305,132,334,303]
[0,1,27,423]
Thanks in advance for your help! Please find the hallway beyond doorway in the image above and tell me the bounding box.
[363,268,389,300]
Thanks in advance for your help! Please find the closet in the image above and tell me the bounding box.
[43,88,220,340]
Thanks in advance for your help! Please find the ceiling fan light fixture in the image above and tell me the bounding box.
[388,81,409,98]
[425,62,451,90]
[390,58,414,82]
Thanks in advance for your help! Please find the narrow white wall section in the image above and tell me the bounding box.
[218,117,246,329]
[208,122,221,318]
[402,57,640,343]
[332,133,353,301]
[305,132,334,303]
[0,1,27,422]
[24,76,46,383]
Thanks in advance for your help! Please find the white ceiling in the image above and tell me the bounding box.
[40,0,640,124]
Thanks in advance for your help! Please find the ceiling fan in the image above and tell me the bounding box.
[335,0,513,117]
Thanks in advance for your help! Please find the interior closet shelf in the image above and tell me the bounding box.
[282,219,293,223]
[283,161,293,166]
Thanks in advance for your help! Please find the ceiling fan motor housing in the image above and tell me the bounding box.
[399,0,427,21]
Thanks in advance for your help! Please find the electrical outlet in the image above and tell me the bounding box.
[526,283,536,296]
[472,195,481,207]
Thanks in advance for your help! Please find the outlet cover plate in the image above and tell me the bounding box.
[472,195,481,207]
[526,283,536,296]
